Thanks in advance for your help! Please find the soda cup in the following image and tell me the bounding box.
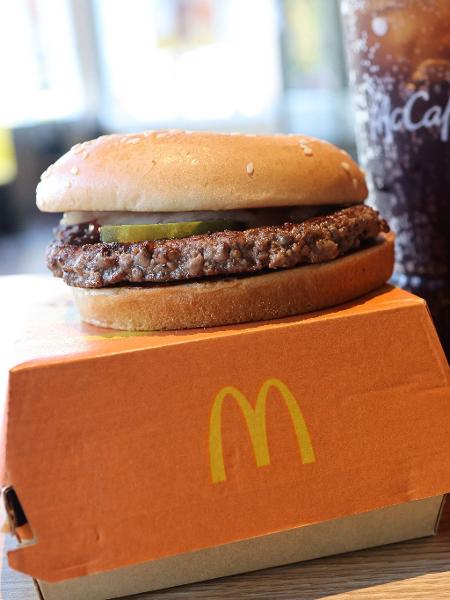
[340,0,450,356]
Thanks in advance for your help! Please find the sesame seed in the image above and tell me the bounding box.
[143,130,152,137]
[64,180,72,189]
[192,158,200,166]
[71,166,79,175]
[341,161,351,173]
[156,133,167,139]
[120,137,127,143]
[246,162,254,176]
[352,177,359,189]
[298,140,313,156]
[72,143,82,154]
[125,137,141,144]
[81,151,89,160]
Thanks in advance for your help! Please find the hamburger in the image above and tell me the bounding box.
[37,131,393,330]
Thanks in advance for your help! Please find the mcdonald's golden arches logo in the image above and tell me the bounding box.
[209,378,315,483]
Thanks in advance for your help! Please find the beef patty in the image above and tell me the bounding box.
[46,205,389,289]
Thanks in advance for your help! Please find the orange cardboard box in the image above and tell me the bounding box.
[1,275,450,600]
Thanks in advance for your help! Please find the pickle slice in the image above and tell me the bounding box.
[99,220,238,243]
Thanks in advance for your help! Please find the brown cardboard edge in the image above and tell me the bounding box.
[33,578,45,600]
[434,494,447,534]
[35,495,444,600]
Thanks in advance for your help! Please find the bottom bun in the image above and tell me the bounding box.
[72,233,394,331]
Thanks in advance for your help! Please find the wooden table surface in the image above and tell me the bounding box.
[1,500,448,600]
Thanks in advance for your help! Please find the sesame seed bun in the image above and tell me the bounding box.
[36,131,367,213]
[71,233,394,331]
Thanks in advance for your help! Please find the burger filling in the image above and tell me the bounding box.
[46,204,389,289]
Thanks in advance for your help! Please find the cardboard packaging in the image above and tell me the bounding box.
[1,275,450,600]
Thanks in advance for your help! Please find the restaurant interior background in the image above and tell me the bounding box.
[0,0,352,276]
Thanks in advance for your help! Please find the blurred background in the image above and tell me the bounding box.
[0,0,354,276]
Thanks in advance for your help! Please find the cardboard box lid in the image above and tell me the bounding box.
[1,276,450,583]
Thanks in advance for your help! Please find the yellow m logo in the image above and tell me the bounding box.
[209,378,315,483]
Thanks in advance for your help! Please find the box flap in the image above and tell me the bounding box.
[1,276,450,582]
[36,496,445,600]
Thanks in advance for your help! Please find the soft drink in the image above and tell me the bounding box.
[341,0,450,356]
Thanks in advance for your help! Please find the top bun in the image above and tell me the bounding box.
[36,131,367,213]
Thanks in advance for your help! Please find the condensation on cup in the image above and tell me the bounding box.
[341,0,450,355]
